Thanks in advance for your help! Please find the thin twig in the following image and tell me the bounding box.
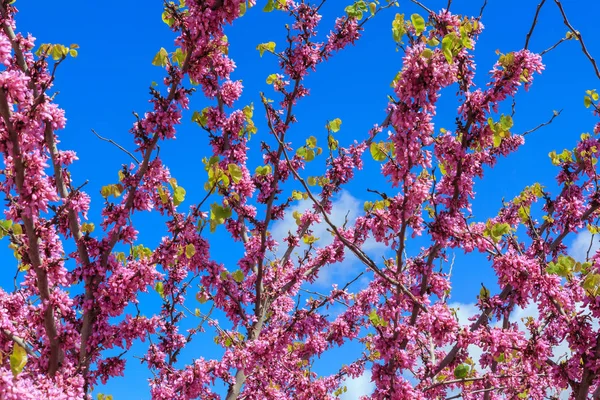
[91,129,140,164]
[521,109,562,136]
[270,126,428,313]
[409,0,433,15]
[478,0,488,19]
[540,37,569,56]
[554,0,600,79]
[524,0,547,50]
[2,330,38,357]
[445,386,506,400]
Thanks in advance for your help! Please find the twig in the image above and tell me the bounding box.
[524,0,547,50]
[92,129,140,164]
[554,0,600,79]
[409,0,434,15]
[521,109,562,136]
[478,0,488,19]
[445,386,506,400]
[540,37,568,56]
[2,330,37,357]
[271,126,428,313]
[586,232,596,261]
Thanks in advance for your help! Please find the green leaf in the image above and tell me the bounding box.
[370,142,388,162]
[51,44,67,61]
[328,118,342,133]
[81,223,95,234]
[302,235,319,245]
[69,49,78,58]
[263,0,275,12]
[192,108,209,127]
[232,269,245,283]
[479,284,490,300]
[328,135,339,151]
[211,204,232,220]
[442,33,455,64]
[427,37,440,46]
[10,343,27,377]
[257,42,276,57]
[490,222,511,242]
[304,149,315,162]
[584,96,592,108]
[228,164,243,184]
[411,14,425,35]
[292,190,303,200]
[368,309,388,327]
[162,10,175,26]
[453,364,470,379]
[196,292,208,304]
[155,281,164,298]
[185,243,196,259]
[438,162,447,175]
[306,136,317,149]
[392,13,406,42]
[157,186,169,204]
[152,47,169,67]
[421,48,433,59]
[369,2,376,15]
[255,165,272,176]
[307,176,317,186]
[266,73,279,84]
[12,223,22,236]
[101,184,124,199]
[173,186,186,206]
[499,114,513,131]
[172,48,186,66]
[210,203,232,232]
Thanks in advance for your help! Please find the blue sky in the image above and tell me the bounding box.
[4,0,600,398]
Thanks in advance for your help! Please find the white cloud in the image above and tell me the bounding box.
[271,190,387,287]
[447,301,541,370]
[271,190,361,249]
[569,230,600,262]
[340,369,374,400]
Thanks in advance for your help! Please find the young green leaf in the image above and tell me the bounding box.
[411,14,425,35]
[10,343,27,377]
[328,118,342,133]
[453,364,470,379]
[185,243,196,259]
[257,42,276,57]
[228,164,243,184]
[152,47,169,67]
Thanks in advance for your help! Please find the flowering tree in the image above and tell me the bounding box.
[0,0,599,398]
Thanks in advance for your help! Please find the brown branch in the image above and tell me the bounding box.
[524,0,547,50]
[91,129,140,164]
[79,31,198,384]
[2,330,37,358]
[409,0,434,15]
[272,128,427,312]
[576,334,600,400]
[445,386,506,400]
[429,285,513,378]
[478,0,488,19]
[540,36,569,56]
[0,88,62,376]
[554,0,600,79]
[521,109,562,136]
